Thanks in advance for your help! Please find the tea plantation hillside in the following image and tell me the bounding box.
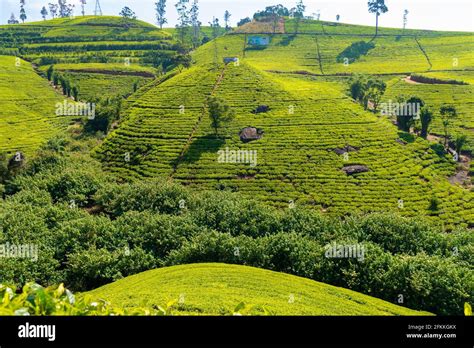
[195,25,474,152]
[0,56,66,155]
[96,21,474,228]
[86,263,429,316]
[0,16,187,100]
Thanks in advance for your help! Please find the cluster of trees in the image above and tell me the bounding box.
[253,4,290,21]
[173,0,203,47]
[237,17,251,27]
[348,76,466,160]
[348,74,387,112]
[8,0,26,24]
[0,141,471,315]
[6,0,403,40]
[394,98,466,159]
[84,96,122,134]
[46,0,75,19]
[46,65,79,100]
[46,66,123,134]
[119,7,137,20]
[8,0,84,23]
[253,4,290,34]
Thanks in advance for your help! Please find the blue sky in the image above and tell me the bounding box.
[1,0,473,31]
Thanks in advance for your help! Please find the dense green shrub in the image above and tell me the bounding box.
[345,214,449,256]
[115,211,204,259]
[95,179,190,217]
[0,148,471,315]
[259,233,323,279]
[383,254,473,316]
[66,248,156,291]
[9,158,110,207]
[280,207,345,241]
[189,191,281,237]
[166,231,264,266]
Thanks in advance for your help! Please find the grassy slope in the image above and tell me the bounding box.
[38,64,156,101]
[0,16,175,101]
[97,27,474,227]
[0,56,67,155]
[237,20,474,152]
[86,263,430,316]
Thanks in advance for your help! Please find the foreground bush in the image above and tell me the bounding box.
[0,147,472,315]
[0,283,167,316]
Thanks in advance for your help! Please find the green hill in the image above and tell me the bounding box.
[0,16,181,100]
[95,22,474,228]
[85,263,430,316]
[0,56,66,155]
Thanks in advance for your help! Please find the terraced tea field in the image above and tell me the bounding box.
[384,77,474,154]
[0,56,67,155]
[38,63,156,101]
[0,16,181,101]
[94,66,223,178]
[86,263,429,316]
[97,54,473,227]
[2,16,472,228]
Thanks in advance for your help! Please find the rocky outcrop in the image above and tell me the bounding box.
[239,127,264,143]
[342,165,369,175]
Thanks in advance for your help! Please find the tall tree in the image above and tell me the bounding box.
[224,10,231,30]
[315,10,321,21]
[454,135,467,161]
[440,105,457,149]
[364,78,386,111]
[292,0,306,34]
[209,17,220,69]
[395,96,424,132]
[368,0,388,37]
[58,0,73,18]
[175,0,190,44]
[419,107,433,139]
[403,9,409,29]
[155,0,167,29]
[208,96,235,137]
[189,0,201,48]
[19,0,27,23]
[336,14,340,22]
[41,6,48,20]
[48,3,58,18]
[80,0,87,16]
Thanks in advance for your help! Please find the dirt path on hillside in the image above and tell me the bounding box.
[427,135,472,188]
[403,76,421,84]
[449,153,472,188]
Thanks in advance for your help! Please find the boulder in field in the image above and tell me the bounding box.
[342,165,369,175]
[239,127,264,143]
[333,145,360,155]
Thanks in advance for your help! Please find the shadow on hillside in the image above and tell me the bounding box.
[179,136,226,164]
[398,132,416,144]
[277,35,297,46]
